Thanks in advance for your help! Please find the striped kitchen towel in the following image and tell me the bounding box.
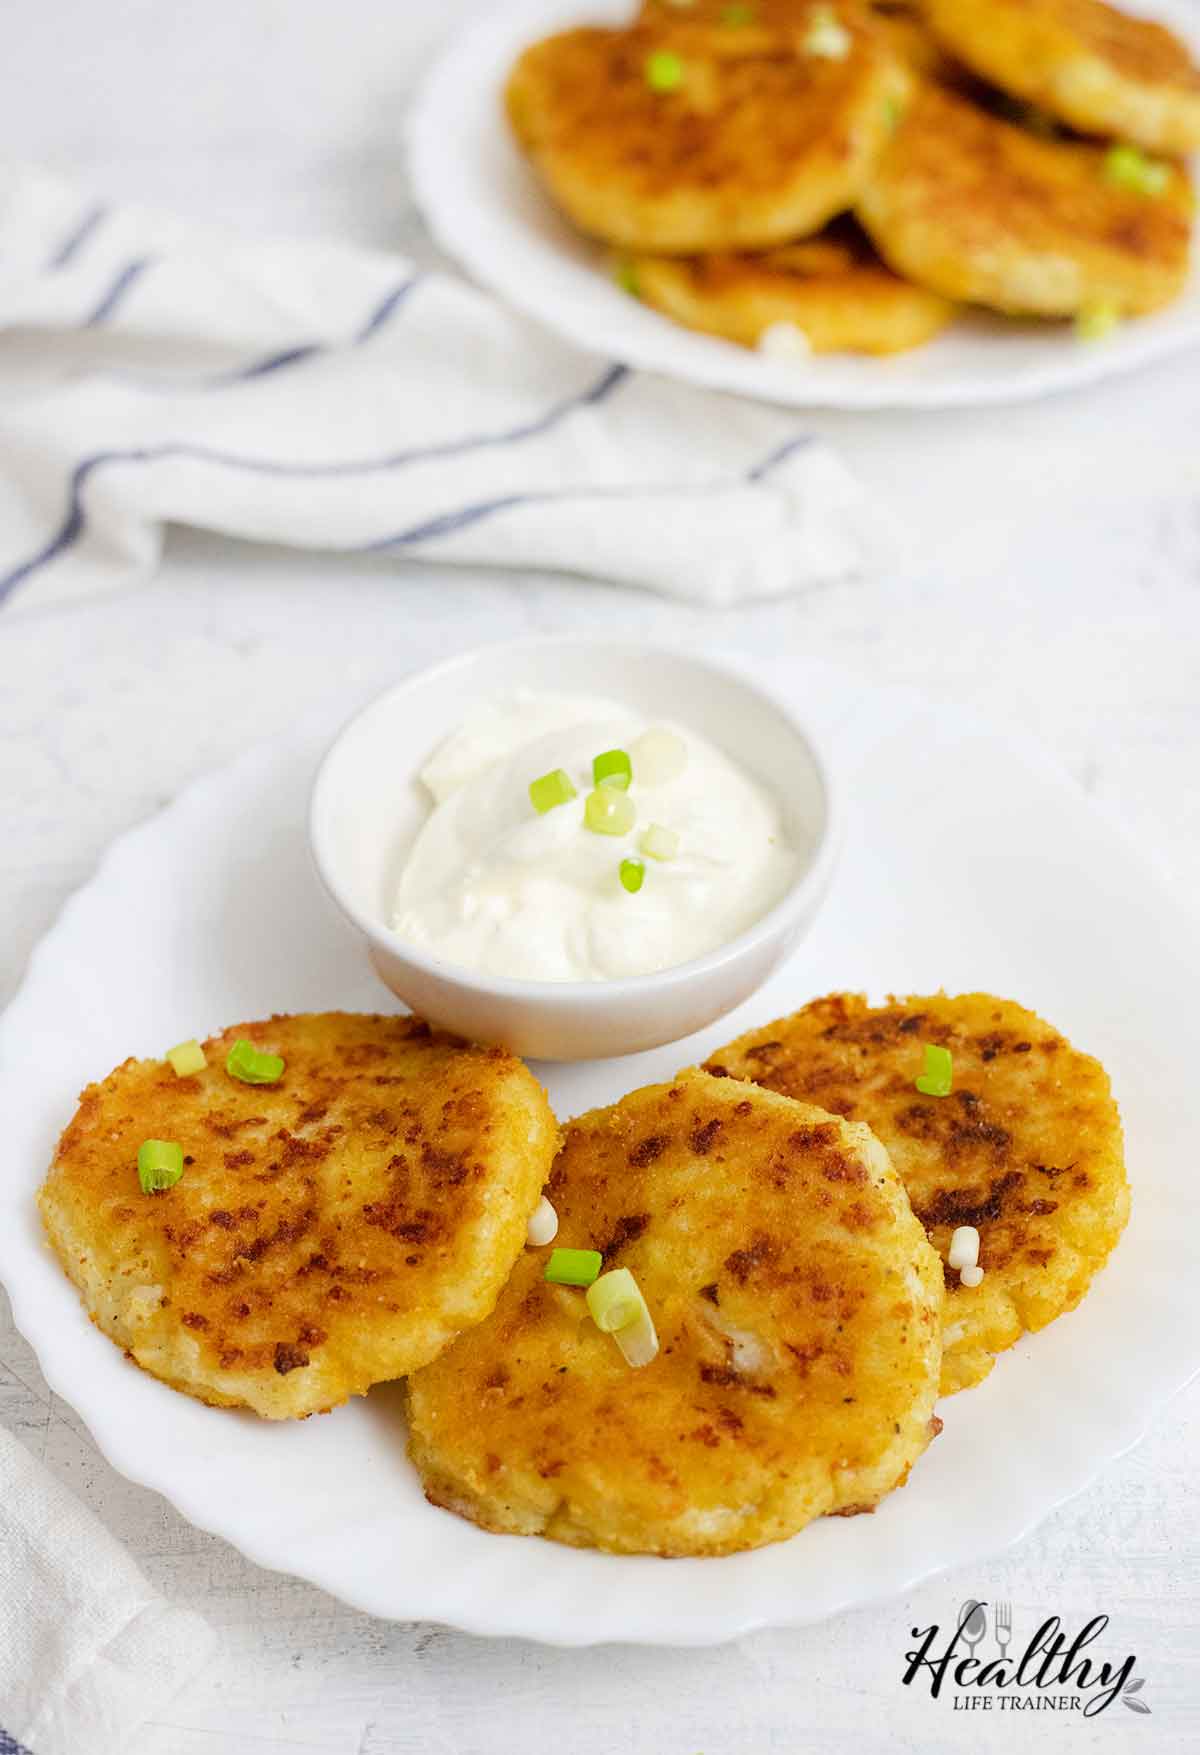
[0,165,870,614]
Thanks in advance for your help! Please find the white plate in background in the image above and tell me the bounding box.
[408,0,1200,410]
[1,656,1198,1643]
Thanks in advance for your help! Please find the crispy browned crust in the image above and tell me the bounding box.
[926,0,1200,152]
[629,221,958,353]
[706,993,1130,1393]
[407,1071,943,1556]
[857,80,1194,315]
[38,1013,558,1418]
[506,14,905,253]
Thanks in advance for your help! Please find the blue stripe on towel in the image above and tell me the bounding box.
[746,434,813,480]
[47,201,107,270]
[0,1725,34,1754]
[0,360,629,602]
[229,343,324,381]
[84,256,154,327]
[354,277,421,344]
[361,429,814,552]
[115,275,422,388]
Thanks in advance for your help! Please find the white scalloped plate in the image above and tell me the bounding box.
[407,0,1200,410]
[2,655,1199,1644]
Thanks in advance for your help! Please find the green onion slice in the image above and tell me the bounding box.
[645,50,684,92]
[630,727,687,787]
[619,857,645,894]
[1103,143,1169,196]
[1075,299,1121,342]
[721,2,755,22]
[593,748,632,790]
[545,1247,602,1287]
[614,258,641,298]
[915,1042,953,1097]
[804,6,851,58]
[640,822,679,862]
[529,768,578,814]
[226,1038,285,1085]
[584,787,636,837]
[166,1038,207,1077]
[586,1267,643,1333]
[137,1138,185,1194]
[613,1307,659,1367]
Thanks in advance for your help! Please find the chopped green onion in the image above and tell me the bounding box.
[804,5,851,59]
[630,727,687,786]
[1103,143,1169,197]
[884,92,903,132]
[721,1,755,22]
[758,319,813,360]
[915,1043,953,1097]
[586,1267,643,1332]
[619,857,645,894]
[640,822,680,862]
[645,50,684,92]
[166,1038,206,1077]
[137,1139,184,1194]
[584,787,636,836]
[593,748,632,790]
[526,1195,559,1248]
[614,258,641,298]
[545,1247,602,1287]
[587,1268,659,1365]
[1075,299,1121,342]
[529,768,578,814]
[226,1038,285,1085]
[613,1304,659,1368]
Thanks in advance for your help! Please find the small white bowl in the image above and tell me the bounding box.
[309,637,841,1061]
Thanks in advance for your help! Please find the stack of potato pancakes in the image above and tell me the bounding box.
[506,0,1199,354]
[40,990,1128,1557]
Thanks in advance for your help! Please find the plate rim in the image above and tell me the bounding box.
[406,0,1200,412]
[3,658,1200,1643]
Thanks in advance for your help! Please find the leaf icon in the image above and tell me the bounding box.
[1125,1678,1145,1695]
[1122,1697,1151,1715]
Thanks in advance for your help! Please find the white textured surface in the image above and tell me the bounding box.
[1,0,1198,1748]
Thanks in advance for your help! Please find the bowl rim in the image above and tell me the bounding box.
[308,634,843,1002]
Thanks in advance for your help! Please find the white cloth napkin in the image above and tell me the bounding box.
[0,165,871,614]
[0,1423,217,1755]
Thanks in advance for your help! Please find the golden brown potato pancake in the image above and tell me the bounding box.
[627,224,957,352]
[706,994,1129,1394]
[863,0,966,83]
[506,14,906,253]
[407,1070,943,1556]
[39,1013,557,1419]
[857,80,1193,314]
[926,0,1200,153]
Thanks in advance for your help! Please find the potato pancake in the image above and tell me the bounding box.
[857,80,1193,314]
[38,1013,557,1419]
[407,1071,943,1556]
[627,225,957,353]
[864,0,966,83]
[926,0,1200,153]
[706,994,1129,1394]
[506,14,906,254]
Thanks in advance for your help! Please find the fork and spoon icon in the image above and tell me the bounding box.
[960,1599,1013,1659]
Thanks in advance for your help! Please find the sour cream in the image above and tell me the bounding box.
[391,691,802,983]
